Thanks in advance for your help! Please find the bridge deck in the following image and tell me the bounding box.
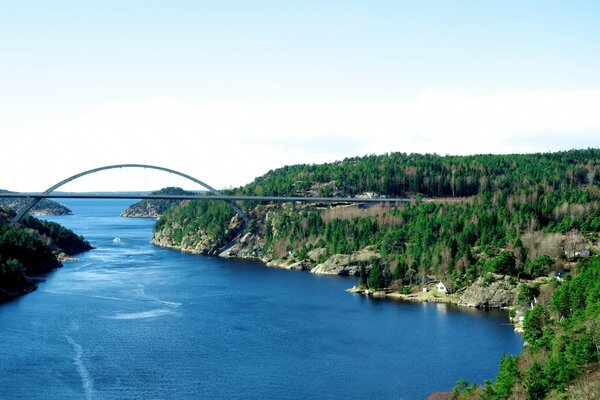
[0,193,414,204]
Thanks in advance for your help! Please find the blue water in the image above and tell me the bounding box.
[0,199,522,399]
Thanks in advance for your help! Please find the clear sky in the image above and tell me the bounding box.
[1,1,599,191]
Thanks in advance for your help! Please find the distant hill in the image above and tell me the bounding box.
[0,189,72,216]
[121,187,196,218]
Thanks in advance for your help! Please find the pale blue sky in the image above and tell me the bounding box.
[1,1,599,190]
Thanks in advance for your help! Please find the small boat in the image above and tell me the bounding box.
[113,236,122,244]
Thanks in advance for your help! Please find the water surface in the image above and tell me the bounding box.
[0,199,522,399]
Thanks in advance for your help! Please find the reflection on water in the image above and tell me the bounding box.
[0,199,523,400]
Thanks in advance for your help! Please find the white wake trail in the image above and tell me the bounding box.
[65,335,94,400]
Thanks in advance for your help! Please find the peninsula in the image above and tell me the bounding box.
[152,149,600,398]
[0,208,93,302]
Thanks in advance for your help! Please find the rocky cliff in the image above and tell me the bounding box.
[152,200,386,277]
[309,247,380,276]
[458,274,518,308]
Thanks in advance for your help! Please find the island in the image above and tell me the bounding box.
[120,187,196,218]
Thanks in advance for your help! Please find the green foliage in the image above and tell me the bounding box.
[241,149,600,201]
[525,255,554,278]
[523,304,549,347]
[156,150,600,293]
[123,187,196,216]
[480,272,496,287]
[0,224,59,269]
[518,283,540,307]
[525,362,548,400]
[156,199,236,241]
[484,252,517,276]
[367,259,387,289]
[0,211,91,300]
[451,380,478,398]
[151,151,600,398]
[359,265,367,288]
[515,256,600,397]
[0,256,32,294]
[20,215,92,255]
[485,354,519,399]
[476,256,600,399]
[551,257,600,322]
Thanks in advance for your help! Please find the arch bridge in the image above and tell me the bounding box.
[1,164,414,226]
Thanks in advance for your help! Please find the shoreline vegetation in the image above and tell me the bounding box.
[0,208,92,302]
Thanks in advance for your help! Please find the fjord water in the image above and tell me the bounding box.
[0,200,522,399]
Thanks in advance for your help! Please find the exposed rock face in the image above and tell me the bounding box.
[121,203,163,218]
[152,225,222,255]
[458,274,518,308]
[29,202,72,216]
[310,248,380,276]
[219,232,262,258]
[152,214,245,256]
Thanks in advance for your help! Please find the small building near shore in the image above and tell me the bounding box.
[565,248,591,259]
[436,282,447,295]
[555,270,567,282]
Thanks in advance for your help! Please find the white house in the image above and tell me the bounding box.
[578,249,591,257]
[436,282,447,294]
[565,248,591,259]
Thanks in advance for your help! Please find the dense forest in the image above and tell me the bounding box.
[0,208,92,302]
[154,149,599,398]
[451,255,599,399]
[156,149,599,288]
[239,149,600,198]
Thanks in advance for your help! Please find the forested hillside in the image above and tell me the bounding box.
[451,255,599,399]
[153,149,599,399]
[240,149,599,198]
[0,208,92,302]
[155,150,599,283]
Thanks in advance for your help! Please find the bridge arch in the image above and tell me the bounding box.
[10,164,249,225]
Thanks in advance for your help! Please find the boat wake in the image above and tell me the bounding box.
[106,308,174,320]
[104,286,182,320]
[65,335,94,400]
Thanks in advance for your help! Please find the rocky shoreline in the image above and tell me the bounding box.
[151,232,525,332]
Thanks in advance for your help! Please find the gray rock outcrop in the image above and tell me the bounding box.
[458,274,518,308]
[310,248,380,276]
